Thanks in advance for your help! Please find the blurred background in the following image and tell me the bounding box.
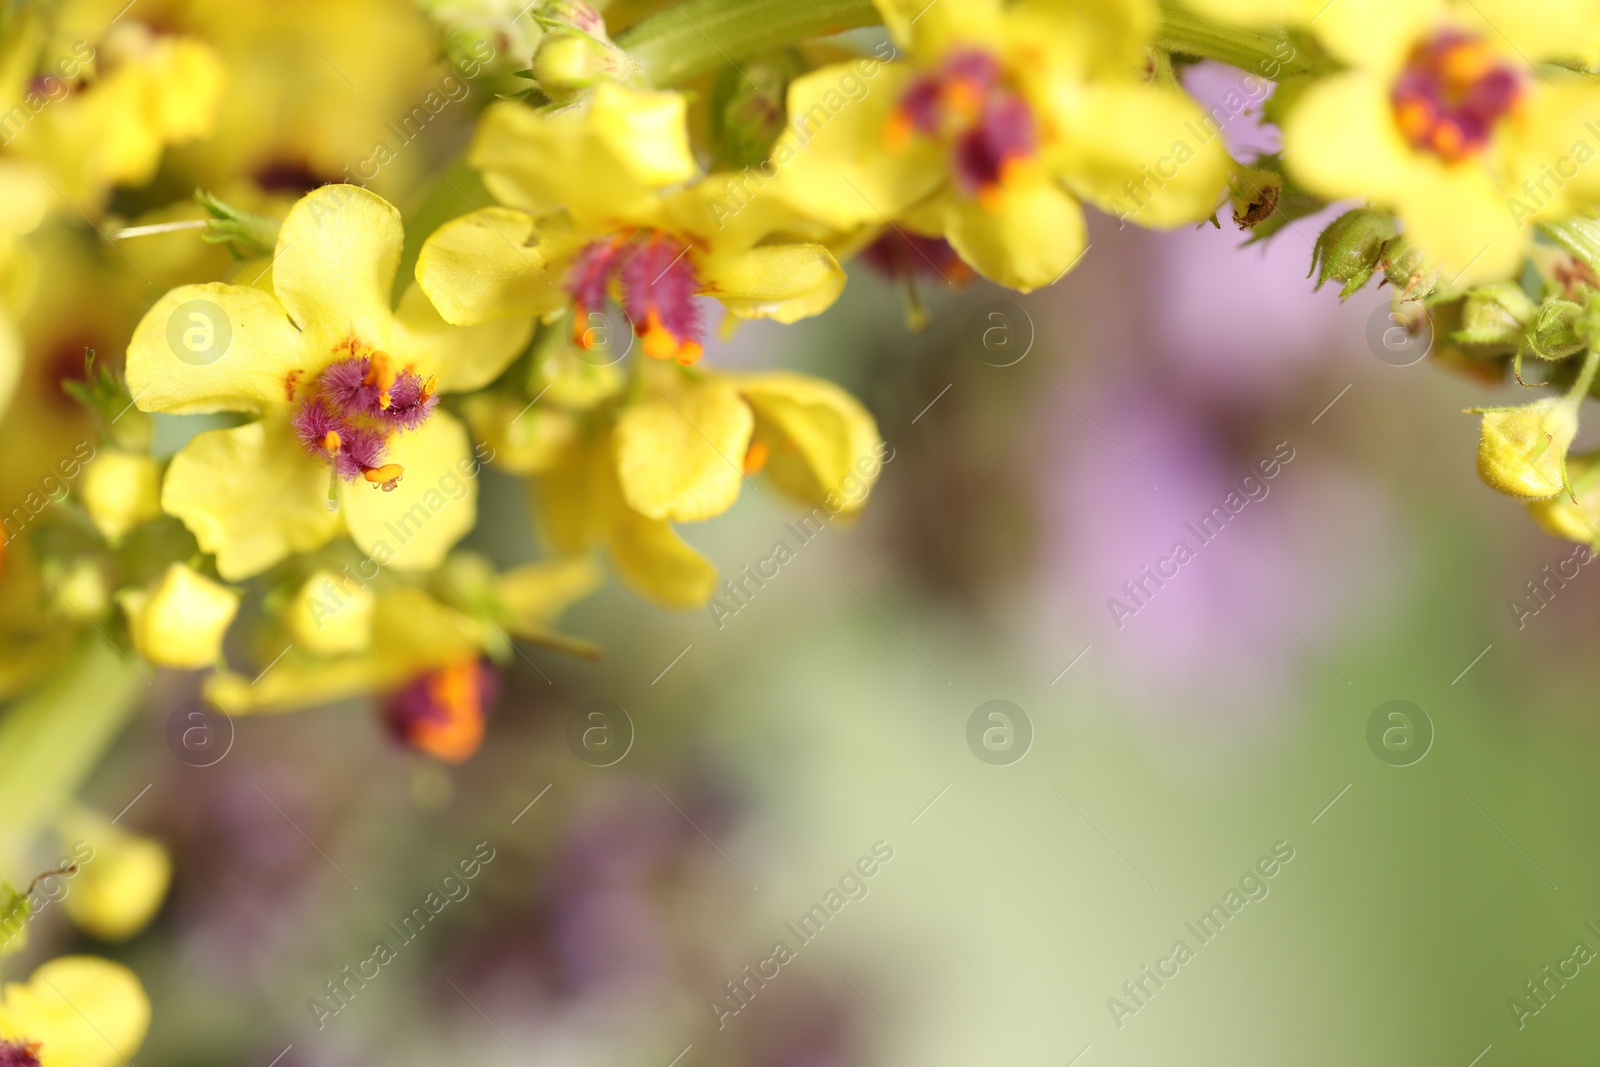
[8,7,1600,1065]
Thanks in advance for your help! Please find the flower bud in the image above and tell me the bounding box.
[1380,234,1442,302]
[286,570,373,656]
[530,32,626,94]
[1528,452,1600,543]
[80,452,162,545]
[58,810,172,942]
[1452,283,1537,350]
[119,563,239,668]
[1310,209,1395,299]
[1477,397,1580,500]
[1526,299,1586,361]
[43,558,110,621]
[710,49,806,169]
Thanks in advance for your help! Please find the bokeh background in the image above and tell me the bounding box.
[8,8,1600,1066]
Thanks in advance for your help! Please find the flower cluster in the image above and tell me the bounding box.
[9,0,1600,1055]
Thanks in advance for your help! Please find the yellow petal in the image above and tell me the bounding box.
[728,371,885,515]
[0,957,149,1067]
[1050,83,1231,228]
[614,375,753,522]
[1281,71,1418,204]
[470,84,694,225]
[162,419,341,580]
[608,504,717,609]
[936,175,1087,292]
[286,569,374,656]
[271,184,404,348]
[534,437,611,555]
[119,563,239,669]
[1312,0,1446,68]
[767,62,945,231]
[205,657,384,716]
[415,207,570,326]
[1396,165,1524,284]
[341,411,477,571]
[697,243,846,324]
[1005,0,1157,80]
[125,281,308,416]
[1504,80,1600,219]
[391,282,533,393]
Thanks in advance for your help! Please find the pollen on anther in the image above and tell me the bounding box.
[364,463,404,492]
[323,430,342,453]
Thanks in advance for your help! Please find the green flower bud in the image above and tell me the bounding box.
[1451,283,1537,349]
[711,49,806,170]
[1477,397,1580,500]
[1526,299,1586,361]
[1379,235,1442,302]
[1309,208,1394,299]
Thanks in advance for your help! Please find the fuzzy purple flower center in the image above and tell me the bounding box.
[888,48,1037,207]
[566,231,704,364]
[290,345,438,491]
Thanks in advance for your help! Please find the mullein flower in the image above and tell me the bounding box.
[761,0,1230,291]
[1,4,225,212]
[125,185,531,579]
[1282,0,1600,284]
[0,956,149,1067]
[417,82,847,364]
[537,365,885,607]
[57,811,171,943]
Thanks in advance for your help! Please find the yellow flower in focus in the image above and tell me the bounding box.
[125,185,531,580]
[0,956,149,1067]
[761,0,1230,290]
[119,563,239,669]
[418,83,847,364]
[78,452,161,545]
[57,812,171,942]
[1282,0,1600,283]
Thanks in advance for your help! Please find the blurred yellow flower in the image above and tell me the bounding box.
[125,185,530,579]
[78,452,161,545]
[1282,0,1600,283]
[763,0,1230,290]
[57,812,171,943]
[0,956,149,1067]
[119,563,239,669]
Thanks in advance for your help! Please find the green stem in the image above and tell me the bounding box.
[1155,0,1320,77]
[617,0,879,88]
[1541,218,1600,270]
[0,638,145,862]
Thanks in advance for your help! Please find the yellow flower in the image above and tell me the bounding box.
[1282,0,1600,284]
[78,452,161,545]
[417,82,847,364]
[125,185,532,580]
[760,0,1230,291]
[57,811,171,943]
[537,365,886,607]
[0,956,149,1067]
[119,563,239,669]
[1528,450,1600,543]
[2,3,225,211]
